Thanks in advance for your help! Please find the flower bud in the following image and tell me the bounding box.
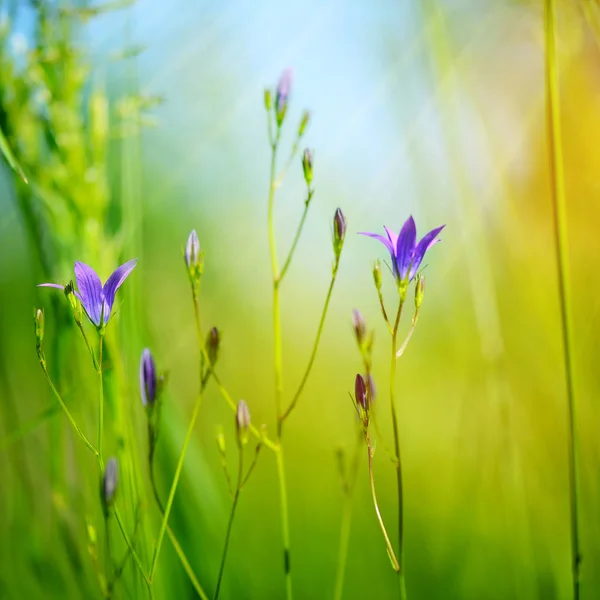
[185,229,201,270]
[140,348,157,407]
[352,309,366,346]
[298,111,310,137]
[355,374,367,411]
[275,68,293,126]
[216,429,227,456]
[415,275,425,310]
[264,88,272,112]
[64,281,83,324]
[206,327,220,367]
[373,260,382,292]
[333,208,347,257]
[302,148,313,187]
[366,373,376,403]
[102,457,119,511]
[236,400,251,446]
[34,308,44,348]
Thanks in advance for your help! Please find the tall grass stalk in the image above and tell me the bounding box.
[544,1,581,597]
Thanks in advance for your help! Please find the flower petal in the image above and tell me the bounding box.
[74,262,103,326]
[37,283,65,290]
[395,216,417,279]
[358,231,395,255]
[383,226,398,250]
[102,258,138,323]
[408,224,445,280]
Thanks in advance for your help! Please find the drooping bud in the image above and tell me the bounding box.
[415,275,425,310]
[352,309,366,346]
[140,348,157,407]
[34,308,44,348]
[298,111,310,137]
[373,260,382,292]
[101,458,119,512]
[206,327,220,367]
[275,68,293,127]
[333,208,347,258]
[264,88,272,112]
[302,148,313,187]
[236,400,251,446]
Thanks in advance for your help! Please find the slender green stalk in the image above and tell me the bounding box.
[395,310,419,359]
[39,364,98,456]
[366,432,400,573]
[149,391,203,580]
[389,297,407,598]
[98,332,104,456]
[333,432,362,600]
[213,446,244,599]
[544,2,580,597]
[275,446,292,600]
[279,192,313,282]
[149,458,209,600]
[280,261,341,422]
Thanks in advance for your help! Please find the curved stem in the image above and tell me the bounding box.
[279,192,313,282]
[395,310,419,359]
[366,433,400,572]
[280,260,340,423]
[275,446,293,600]
[149,391,203,581]
[544,1,580,597]
[213,447,244,599]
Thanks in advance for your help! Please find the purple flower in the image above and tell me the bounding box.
[140,348,157,407]
[275,67,293,125]
[39,258,137,327]
[359,216,444,283]
[102,457,119,507]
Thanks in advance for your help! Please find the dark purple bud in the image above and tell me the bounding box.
[206,327,220,366]
[302,148,313,187]
[355,374,367,411]
[275,68,293,126]
[140,348,157,407]
[236,400,251,445]
[102,457,119,508]
[352,309,366,345]
[333,208,347,257]
[185,230,200,269]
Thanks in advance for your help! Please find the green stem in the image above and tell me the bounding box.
[280,261,340,423]
[149,391,203,581]
[395,310,419,359]
[98,332,104,456]
[279,192,313,282]
[213,446,244,599]
[366,432,400,572]
[389,297,407,596]
[544,2,580,598]
[275,446,293,600]
[149,457,209,600]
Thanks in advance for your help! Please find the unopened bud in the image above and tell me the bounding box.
[216,430,227,455]
[264,88,272,112]
[333,208,347,257]
[373,260,382,292]
[64,281,83,324]
[298,111,310,137]
[185,229,201,269]
[206,327,220,367]
[352,309,366,346]
[140,348,157,407]
[355,374,369,426]
[366,373,376,403]
[34,308,44,347]
[275,68,293,126]
[236,400,251,445]
[102,458,119,511]
[302,148,313,187]
[415,275,425,310]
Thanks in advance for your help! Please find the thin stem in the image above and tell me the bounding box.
[149,391,203,580]
[98,332,104,456]
[241,442,262,489]
[389,297,407,596]
[39,364,98,456]
[544,1,581,597]
[275,446,293,600]
[149,457,209,600]
[213,446,244,600]
[366,432,400,573]
[278,191,313,283]
[76,321,98,369]
[395,310,419,359]
[333,431,362,600]
[377,289,393,335]
[280,260,340,422]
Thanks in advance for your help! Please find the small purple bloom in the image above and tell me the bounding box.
[275,67,293,125]
[39,258,137,327]
[140,348,157,407]
[359,216,445,283]
[185,230,200,269]
[102,457,119,506]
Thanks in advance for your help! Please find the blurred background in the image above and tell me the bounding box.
[1,0,600,598]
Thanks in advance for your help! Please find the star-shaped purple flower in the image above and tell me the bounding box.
[39,258,138,327]
[359,216,444,283]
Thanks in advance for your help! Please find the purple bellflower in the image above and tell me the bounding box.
[275,67,293,125]
[140,348,157,407]
[359,216,444,284]
[39,258,138,327]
